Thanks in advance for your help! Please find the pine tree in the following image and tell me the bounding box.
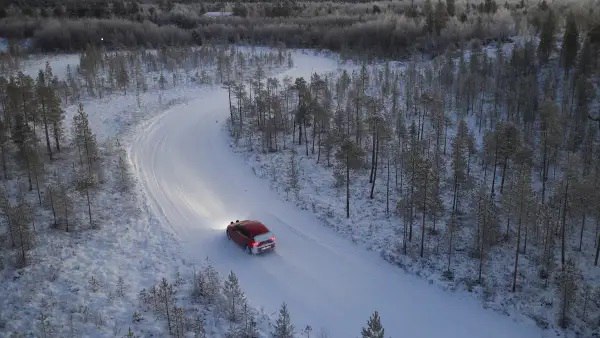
[36,69,54,160]
[238,303,259,338]
[575,37,593,80]
[446,0,455,17]
[287,148,300,198]
[537,10,556,64]
[116,56,129,94]
[72,103,99,176]
[192,316,207,338]
[115,141,133,192]
[222,271,247,322]
[193,261,221,304]
[496,122,520,194]
[423,0,435,34]
[336,137,364,218]
[154,278,176,334]
[560,13,579,73]
[474,183,499,283]
[272,302,294,338]
[75,164,96,228]
[433,0,449,36]
[12,193,34,267]
[44,63,65,153]
[557,259,579,328]
[511,161,534,292]
[361,311,384,338]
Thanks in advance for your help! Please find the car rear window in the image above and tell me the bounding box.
[253,232,273,242]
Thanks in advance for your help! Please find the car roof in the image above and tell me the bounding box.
[238,220,269,236]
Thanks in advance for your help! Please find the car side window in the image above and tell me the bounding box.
[236,226,249,238]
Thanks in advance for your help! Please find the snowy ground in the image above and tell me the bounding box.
[127,51,557,337]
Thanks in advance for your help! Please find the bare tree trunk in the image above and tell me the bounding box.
[34,169,42,206]
[491,140,499,198]
[369,132,376,183]
[500,157,508,194]
[64,196,69,232]
[317,125,322,164]
[304,120,309,156]
[512,184,524,292]
[6,213,15,247]
[48,186,57,226]
[478,198,486,284]
[40,97,53,160]
[346,152,350,219]
[17,219,27,266]
[1,145,7,180]
[25,155,33,191]
[595,231,600,266]
[561,181,569,269]
[85,185,93,228]
[578,213,585,252]
[164,293,172,334]
[370,131,379,199]
[355,96,360,144]
[420,168,428,258]
[541,135,548,203]
[447,184,458,273]
[227,84,233,122]
[311,117,316,154]
[386,156,390,215]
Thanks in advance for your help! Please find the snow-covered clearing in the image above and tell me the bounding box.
[127,50,556,337]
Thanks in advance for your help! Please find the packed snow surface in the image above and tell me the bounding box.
[129,52,556,337]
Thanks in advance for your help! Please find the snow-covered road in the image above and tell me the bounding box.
[129,52,554,338]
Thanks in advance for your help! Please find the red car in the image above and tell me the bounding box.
[226,220,276,255]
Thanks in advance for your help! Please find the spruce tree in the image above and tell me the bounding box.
[557,259,579,328]
[361,311,384,338]
[272,302,294,338]
[446,0,455,17]
[36,70,54,160]
[537,10,556,64]
[560,13,579,73]
[72,103,99,176]
[223,271,247,322]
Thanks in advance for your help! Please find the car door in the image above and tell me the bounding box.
[236,227,251,247]
[231,225,248,246]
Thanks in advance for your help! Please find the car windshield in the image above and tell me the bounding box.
[253,232,273,242]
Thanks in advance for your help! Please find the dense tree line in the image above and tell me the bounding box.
[231,12,600,333]
[1,0,597,57]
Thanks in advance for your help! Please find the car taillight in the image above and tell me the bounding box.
[270,236,276,242]
[250,241,258,247]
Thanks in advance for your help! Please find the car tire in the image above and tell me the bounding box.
[226,231,230,240]
[245,246,253,255]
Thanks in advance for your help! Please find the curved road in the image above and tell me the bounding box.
[129,52,554,337]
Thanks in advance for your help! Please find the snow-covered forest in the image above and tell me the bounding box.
[224,8,600,338]
[0,0,598,337]
[0,45,305,336]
